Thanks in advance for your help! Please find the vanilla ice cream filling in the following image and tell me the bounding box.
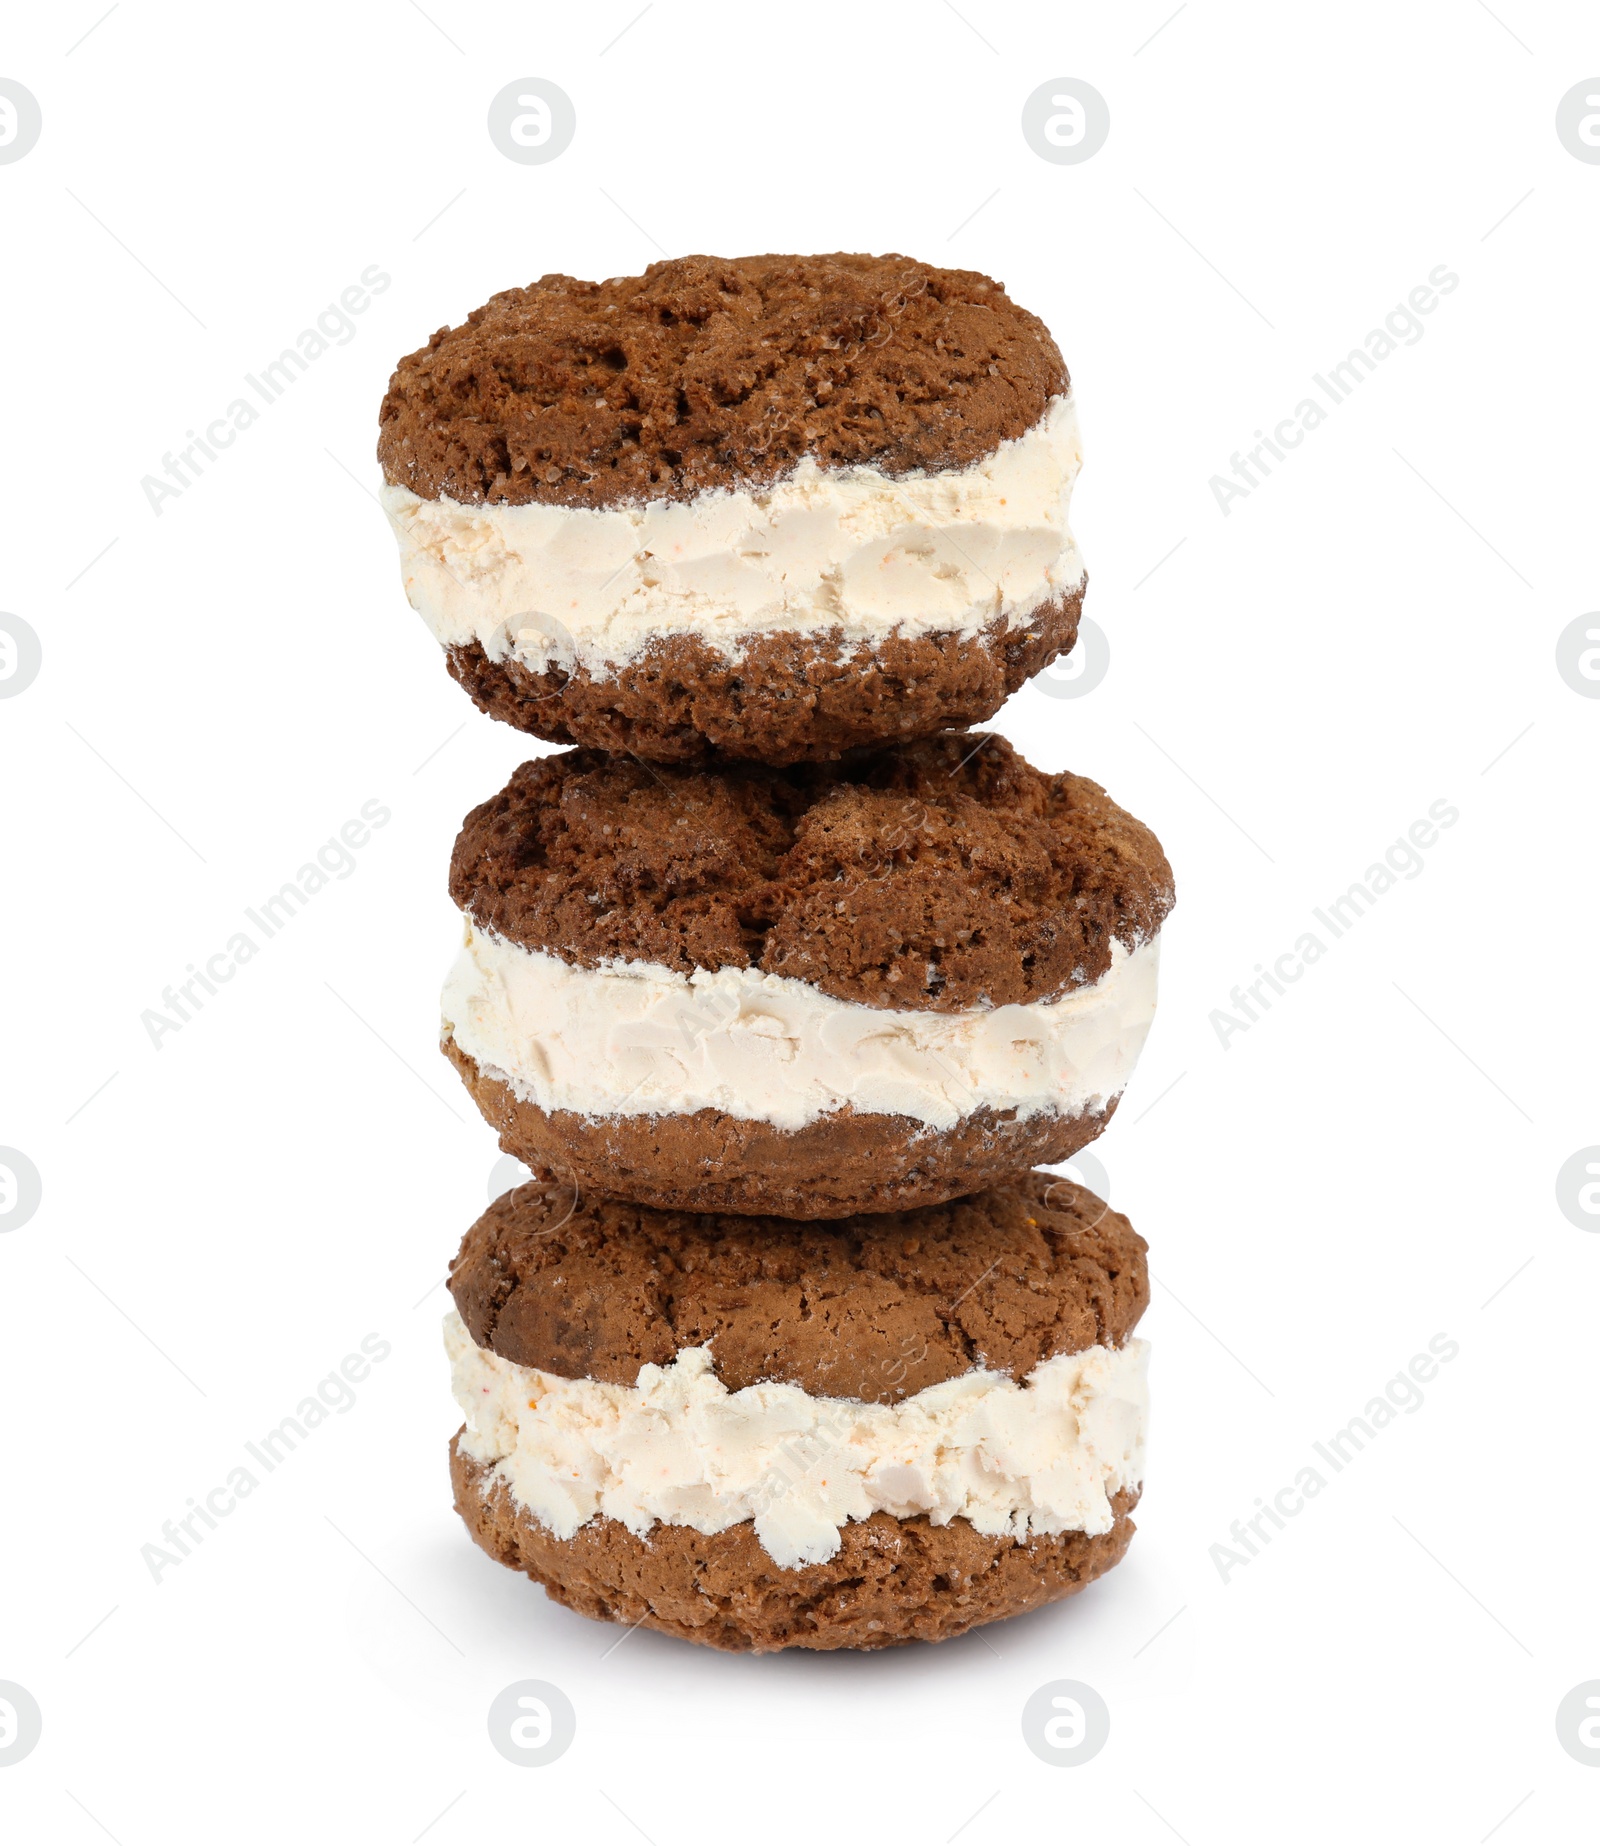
[382,395,1083,678]
[441,922,1159,1134]
[447,1312,1147,1570]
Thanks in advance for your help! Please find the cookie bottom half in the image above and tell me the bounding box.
[443,588,1083,765]
[443,1036,1118,1219]
[451,1435,1136,1653]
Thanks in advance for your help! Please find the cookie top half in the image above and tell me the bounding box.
[447,733,1175,1013]
[378,253,1068,510]
[449,1171,1147,1403]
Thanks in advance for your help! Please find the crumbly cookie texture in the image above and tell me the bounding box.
[449,1171,1147,1401]
[451,1438,1136,1652]
[447,732,1175,1014]
[440,588,1082,765]
[378,253,1068,509]
[444,1036,1124,1219]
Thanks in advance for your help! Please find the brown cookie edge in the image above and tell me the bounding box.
[444,1034,1118,1219]
[451,1434,1136,1652]
[441,588,1083,764]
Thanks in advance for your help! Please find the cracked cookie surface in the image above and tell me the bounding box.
[448,1170,1147,1401]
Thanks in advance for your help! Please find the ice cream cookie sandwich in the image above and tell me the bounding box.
[440,733,1173,1217]
[446,1171,1148,1651]
[379,253,1085,762]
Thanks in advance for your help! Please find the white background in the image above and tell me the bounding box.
[3,1,1597,1839]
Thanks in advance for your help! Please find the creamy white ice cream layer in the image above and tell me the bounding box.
[440,922,1160,1133]
[383,395,1083,677]
[447,1311,1148,1570]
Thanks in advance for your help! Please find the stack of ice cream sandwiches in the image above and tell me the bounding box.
[378,253,1174,1652]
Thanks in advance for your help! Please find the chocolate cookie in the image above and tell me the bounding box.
[378,254,1086,761]
[440,733,1174,1217]
[453,1446,1137,1653]
[449,1173,1147,1399]
[445,1173,1149,1651]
